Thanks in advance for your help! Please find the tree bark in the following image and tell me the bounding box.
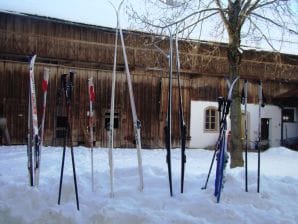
[228,42,244,168]
[224,0,244,168]
[227,28,244,168]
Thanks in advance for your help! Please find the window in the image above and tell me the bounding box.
[204,107,218,132]
[105,112,120,130]
[282,108,295,122]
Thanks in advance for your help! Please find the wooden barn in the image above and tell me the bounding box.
[0,11,297,148]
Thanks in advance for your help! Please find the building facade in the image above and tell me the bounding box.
[0,11,297,149]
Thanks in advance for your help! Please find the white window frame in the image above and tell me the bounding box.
[204,106,219,133]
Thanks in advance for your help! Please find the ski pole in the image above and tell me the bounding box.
[244,80,248,192]
[257,80,262,193]
[201,97,224,190]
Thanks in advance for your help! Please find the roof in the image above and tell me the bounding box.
[0,0,297,55]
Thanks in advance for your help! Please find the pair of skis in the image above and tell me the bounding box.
[241,80,264,193]
[165,31,187,196]
[109,1,144,196]
[27,55,49,187]
[57,72,80,210]
[201,77,239,203]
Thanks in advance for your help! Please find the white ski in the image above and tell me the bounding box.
[35,67,49,187]
[118,3,144,192]
[110,0,144,192]
[88,77,95,191]
[28,54,39,186]
[108,6,119,196]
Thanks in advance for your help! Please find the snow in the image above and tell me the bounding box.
[0,146,298,223]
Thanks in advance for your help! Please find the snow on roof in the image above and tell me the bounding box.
[0,0,297,56]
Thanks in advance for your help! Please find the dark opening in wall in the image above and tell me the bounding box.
[105,112,120,130]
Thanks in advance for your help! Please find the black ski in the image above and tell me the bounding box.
[175,34,187,193]
[257,80,264,193]
[241,80,248,192]
[165,31,174,197]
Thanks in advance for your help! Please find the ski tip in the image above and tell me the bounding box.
[29,54,37,66]
[227,76,240,100]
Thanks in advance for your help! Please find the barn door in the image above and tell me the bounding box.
[3,99,27,144]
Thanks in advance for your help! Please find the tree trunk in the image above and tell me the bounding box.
[229,67,244,168]
[224,0,244,168]
[228,33,244,168]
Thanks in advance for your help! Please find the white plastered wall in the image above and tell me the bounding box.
[190,100,281,148]
[189,101,231,148]
[245,104,281,148]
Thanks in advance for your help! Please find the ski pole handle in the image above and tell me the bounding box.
[217,97,224,112]
[137,120,141,129]
[61,74,67,91]
[69,71,74,84]
[225,99,232,115]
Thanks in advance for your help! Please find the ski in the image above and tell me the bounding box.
[175,34,187,193]
[27,91,33,186]
[88,77,95,192]
[214,76,239,203]
[27,55,38,187]
[108,7,119,196]
[58,72,80,210]
[257,80,263,193]
[34,68,49,187]
[164,31,174,196]
[116,0,144,191]
[241,80,248,192]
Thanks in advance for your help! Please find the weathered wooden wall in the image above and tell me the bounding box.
[0,11,297,147]
[1,12,298,82]
[0,60,191,147]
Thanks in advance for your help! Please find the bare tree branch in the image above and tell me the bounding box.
[215,0,230,31]
[177,11,220,34]
[247,16,277,51]
[251,12,298,35]
[163,8,221,29]
[238,0,254,26]
[253,0,288,11]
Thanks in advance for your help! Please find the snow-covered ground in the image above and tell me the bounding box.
[0,146,297,224]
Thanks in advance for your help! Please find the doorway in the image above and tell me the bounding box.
[261,118,270,141]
